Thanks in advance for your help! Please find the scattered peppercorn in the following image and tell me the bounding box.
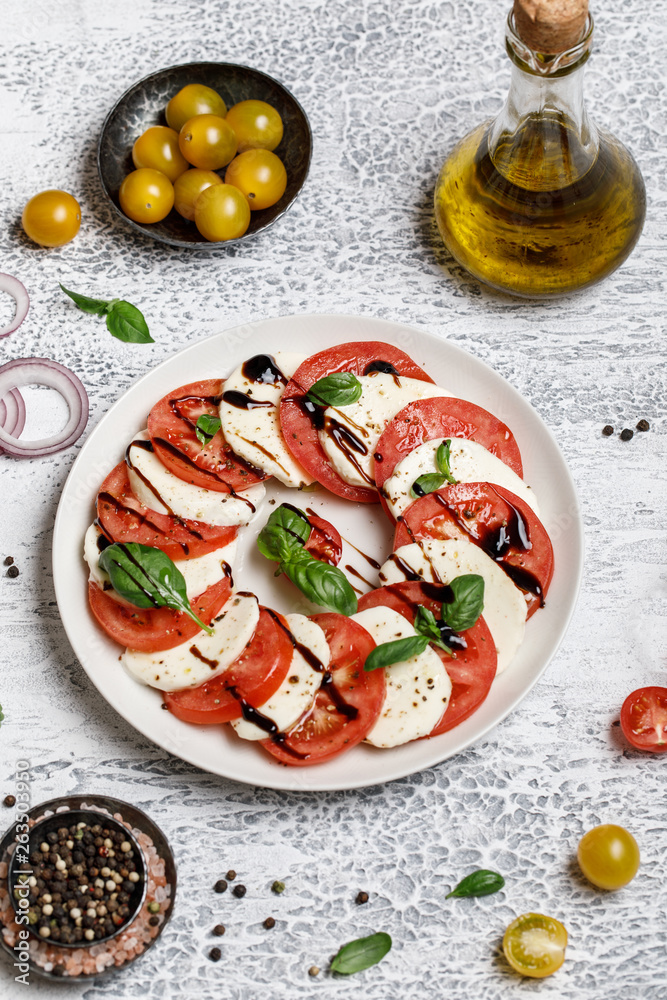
[52,964,66,976]
[309,966,320,977]
[213,924,226,936]
[6,565,19,578]
[226,869,236,881]
[232,884,246,898]
[620,428,634,441]
[356,891,369,905]
[3,556,14,566]
[271,880,285,894]
[209,947,222,962]
[214,879,228,894]
[147,901,160,914]
[636,418,650,432]
[602,425,614,436]
[263,916,276,929]
[148,915,160,927]
[3,795,16,807]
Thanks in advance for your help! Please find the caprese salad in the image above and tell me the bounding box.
[84,340,554,767]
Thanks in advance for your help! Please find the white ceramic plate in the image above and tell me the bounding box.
[53,314,583,791]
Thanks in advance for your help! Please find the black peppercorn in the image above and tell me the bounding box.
[6,565,19,578]
[209,947,222,962]
[149,915,160,927]
[602,425,614,436]
[636,418,650,432]
[4,556,14,566]
[263,916,275,929]
[213,924,225,936]
[620,428,634,441]
[226,869,236,881]
[232,884,246,898]
[214,879,228,894]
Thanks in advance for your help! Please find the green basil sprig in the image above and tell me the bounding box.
[195,414,221,447]
[98,542,213,634]
[444,574,484,633]
[306,372,362,407]
[330,931,392,975]
[257,505,357,616]
[364,634,429,671]
[413,605,453,656]
[60,284,153,344]
[446,869,505,898]
[410,439,458,498]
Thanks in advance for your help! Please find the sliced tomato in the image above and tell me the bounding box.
[374,397,523,510]
[620,687,667,752]
[394,483,553,619]
[357,581,497,735]
[279,342,435,504]
[163,608,294,725]
[261,612,385,765]
[96,462,237,560]
[147,379,267,493]
[304,511,342,566]
[87,577,232,652]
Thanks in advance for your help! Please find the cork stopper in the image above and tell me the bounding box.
[513,0,589,54]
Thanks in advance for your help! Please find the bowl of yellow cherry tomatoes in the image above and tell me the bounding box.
[98,62,311,247]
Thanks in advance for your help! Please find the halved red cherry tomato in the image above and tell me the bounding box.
[261,612,385,765]
[280,342,435,504]
[393,483,553,619]
[304,512,342,566]
[164,608,294,724]
[374,397,523,502]
[87,577,231,653]
[147,379,267,493]
[96,463,237,560]
[620,687,667,752]
[358,581,497,734]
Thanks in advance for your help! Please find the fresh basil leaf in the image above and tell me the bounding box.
[442,574,484,633]
[267,503,311,546]
[413,604,452,655]
[106,300,154,344]
[436,439,458,485]
[331,932,392,975]
[98,542,212,634]
[257,523,298,564]
[60,283,111,316]
[364,634,429,671]
[410,472,447,499]
[282,550,357,615]
[446,869,505,898]
[195,414,221,447]
[307,372,362,407]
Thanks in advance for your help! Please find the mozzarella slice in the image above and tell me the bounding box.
[122,593,260,692]
[379,538,526,673]
[220,352,315,488]
[127,430,264,527]
[83,523,237,605]
[351,606,451,748]
[231,613,328,742]
[383,437,540,520]
[319,373,454,489]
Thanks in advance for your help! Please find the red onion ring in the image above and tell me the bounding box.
[0,358,89,458]
[0,274,30,339]
[0,388,26,439]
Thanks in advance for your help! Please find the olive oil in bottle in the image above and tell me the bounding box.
[434,0,646,298]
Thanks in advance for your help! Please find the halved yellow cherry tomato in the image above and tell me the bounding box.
[577,824,640,890]
[119,168,174,224]
[173,169,223,221]
[132,126,189,183]
[224,149,286,210]
[22,190,81,247]
[178,115,237,171]
[225,100,283,152]
[194,184,250,241]
[166,83,227,132]
[503,913,567,979]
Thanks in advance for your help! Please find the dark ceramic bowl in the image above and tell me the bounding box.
[98,62,312,248]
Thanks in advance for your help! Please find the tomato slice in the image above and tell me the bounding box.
[163,608,294,724]
[87,576,232,652]
[620,687,667,752]
[261,612,385,765]
[96,462,237,560]
[357,581,496,735]
[374,397,523,506]
[147,379,267,493]
[279,342,435,504]
[304,511,342,565]
[394,483,553,619]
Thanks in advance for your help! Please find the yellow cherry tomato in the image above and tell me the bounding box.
[224,149,287,210]
[119,168,174,224]
[194,184,250,242]
[577,824,640,890]
[225,100,283,152]
[503,913,567,979]
[173,169,223,221]
[132,126,189,183]
[166,83,227,133]
[179,115,238,171]
[22,190,81,247]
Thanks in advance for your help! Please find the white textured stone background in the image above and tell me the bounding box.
[1,0,666,996]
